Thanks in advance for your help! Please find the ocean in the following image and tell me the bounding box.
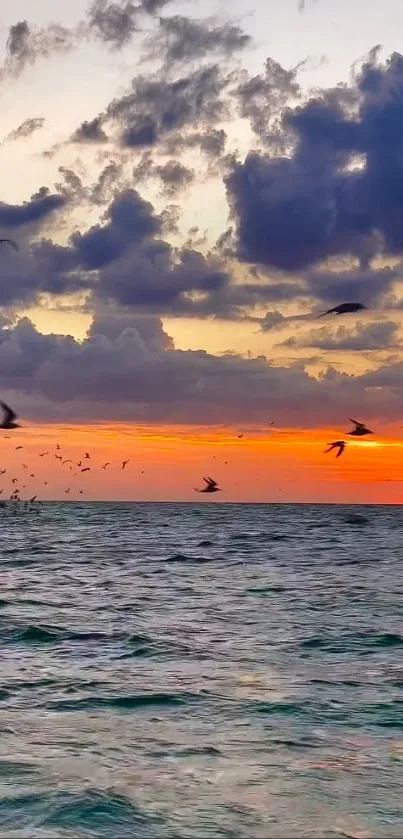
[1,501,403,838]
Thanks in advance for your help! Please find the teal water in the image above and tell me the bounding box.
[1,502,403,838]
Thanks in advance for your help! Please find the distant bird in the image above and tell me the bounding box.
[15,445,23,450]
[29,496,37,503]
[0,469,6,475]
[29,474,34,478]
[77,461,82,467]
[65,488,70,494]
[81,467,90,472]
[347,418,373,437]
[79,490,83,495]
[0,238,18,252]
[102,462,110,470]
[0,490,3,495]
[22,463,27,469]
[44,481,48,486]
[318,303,367,318]
[11,478,17,484]
[85,453,90,459]
[39,452,49,457]
[62,459,72,465]
[122,460,129,470]
[4,436,10,439]
[324,440,346,459]
[0,401,19,430]
[56,444,61,450]
[237,434,244,439]
[195,476,221,493]
[55,454,62,461]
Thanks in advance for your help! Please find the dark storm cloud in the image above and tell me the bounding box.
[3,117,45,143]
[227,48,403,303]
[1,313,403,427]
[146,15,251,64]
[281,320,400,351]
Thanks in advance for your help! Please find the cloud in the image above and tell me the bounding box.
[3,20,77,77]
[71,63,231,150]
[1,313,403,427]
[226,48,403,304]
[3,117,45,143]
[0,189,67,229]
[280,320,400,351]
[71,118,109,144]
[87,0,138,49]
[146,14,251,65]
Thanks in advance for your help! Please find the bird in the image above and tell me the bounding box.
[84,453,90,459]
[195,476,221,493]
[11,478,17,484]
[15,445,23,450]
[55,454,62,461]
[79,490,83,495]
[65,488,70,494]
[102,462,110,470]
[29,496,37,503]
[29,474,34,478]
[22,464,27,469]
[44,481,48,486]
[77,461,82,467]
[62,459,72,465]
[122,460,129,470]
[347,418,373,437]
[324,440,346,459]
[237,434,244,439]
[318,303,367,318]
[0,401,19,430]
[39,452,49,457]
[0,238,18,252]
[56,444,61,450]
[0,469,6,475]
[81,467,90,472]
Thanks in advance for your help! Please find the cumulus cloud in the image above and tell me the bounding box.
[0,313,402,427]
[3,20,77,77]
[226,48,403,310]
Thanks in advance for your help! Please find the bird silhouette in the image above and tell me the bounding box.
[39,452,49,457]
[324,441,346,459]
[0,238,18,251]
[85,453,90,459]
[318,303,367,317]
[122,460,129,470]
[62,459,72,465]
[102,463,110,470]
[195,476,221,493]
[55,454,62,461]
[347,418,373,437]
[81,467,90,472]
[22,464,27,469]
[15,445,23,450]
[65,488,70,494]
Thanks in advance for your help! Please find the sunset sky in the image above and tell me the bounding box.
[1,0,403,501]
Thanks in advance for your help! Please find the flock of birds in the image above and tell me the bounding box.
[0,239,373,502]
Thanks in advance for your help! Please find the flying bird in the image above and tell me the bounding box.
[237,434,244,439]
[0,402,19,430]
[318,303,367,318]
[62,459,72,465]
[122,460,129,470]
[15,445,23,450]
[0,469,6,475]
[29,496,37,503]
[81,467,90,472]
[102,463,110,470]
[65,488,70,494]
[39,452,49,457]
[56,444,61,450]
[0,238,18,252]
[324,440,346,459]
[79,490,83,495]
[84,453,90,459]
[347,418,373,437]
[22,464,27,469]
[77,461,82,467]
[195,476,221,493]
[55,454,62,461]
[11,478,17,484]
[29,474,34,478]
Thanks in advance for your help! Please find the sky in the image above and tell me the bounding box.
[1,0,403,501]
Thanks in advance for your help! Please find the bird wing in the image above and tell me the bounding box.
[348,418,363,427]
[318,307,336,318]
[0,238,18,251]
[0,401,17,423]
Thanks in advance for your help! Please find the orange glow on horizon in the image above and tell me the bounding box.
[0,422,402,504]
